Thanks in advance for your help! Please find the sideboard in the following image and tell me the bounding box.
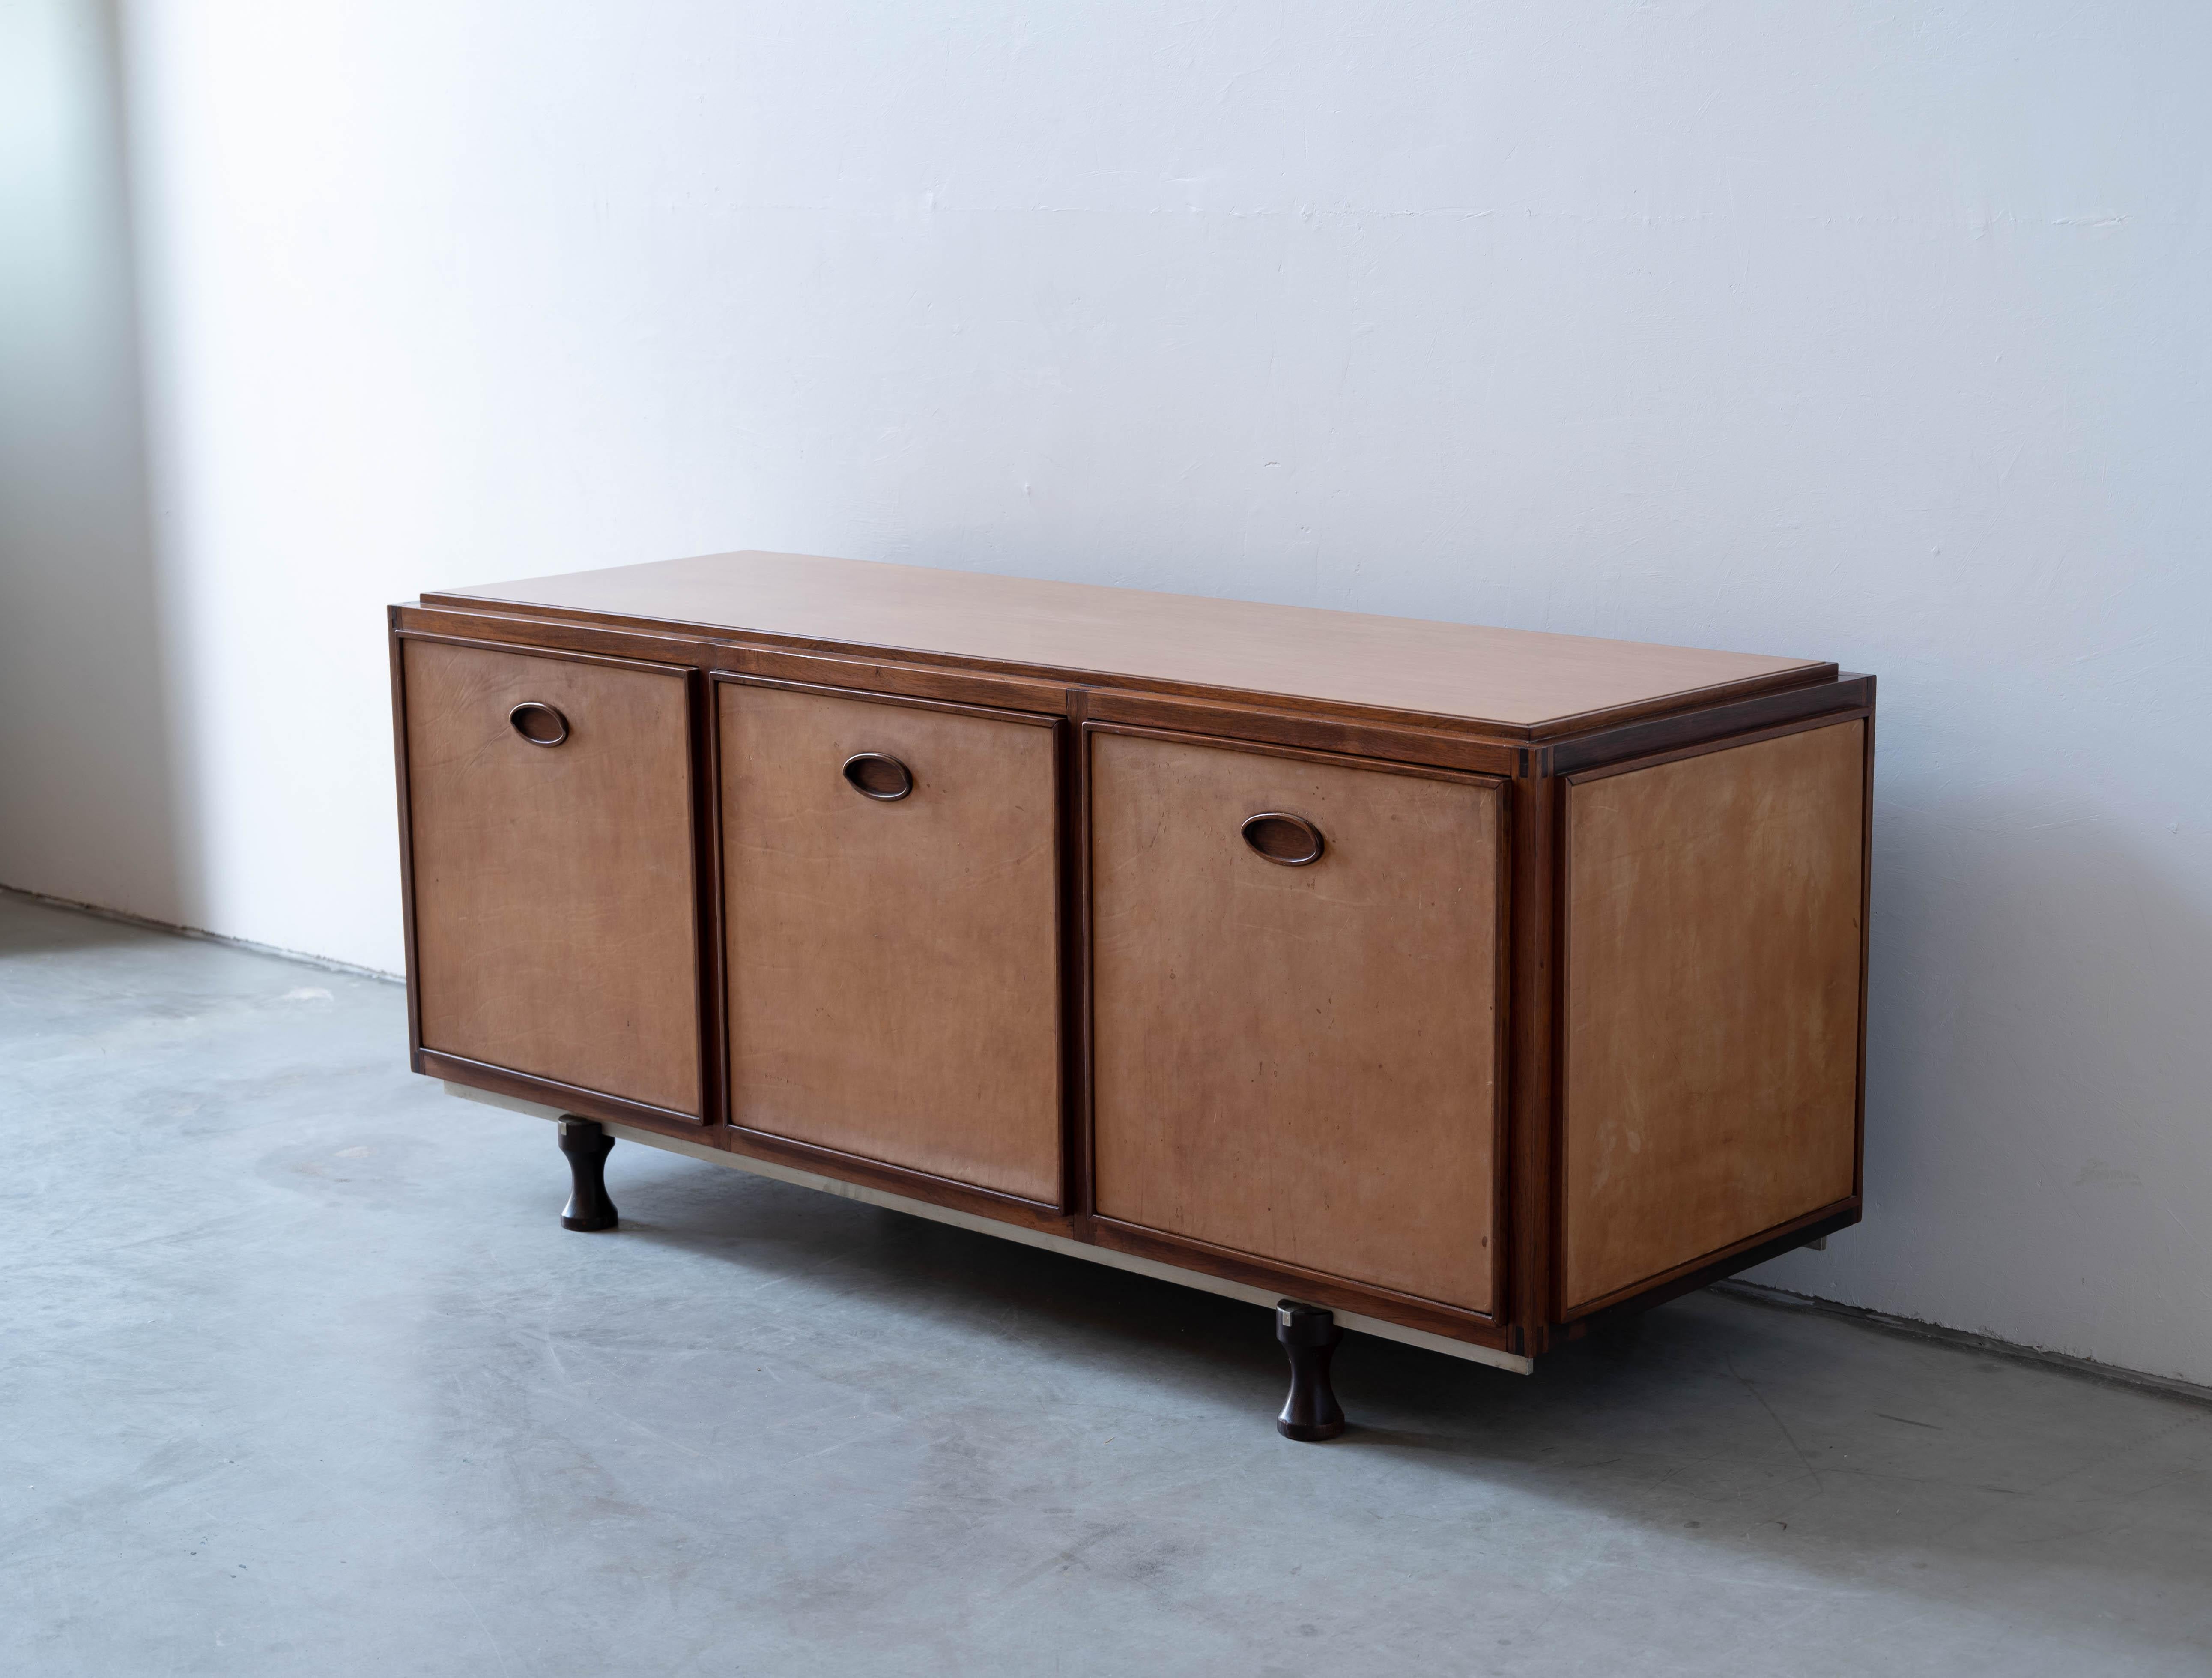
[389,550,1871,1438]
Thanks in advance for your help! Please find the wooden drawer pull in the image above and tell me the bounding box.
[842,752,914,802]
[1241,811,1325,867]
[508,701,569,747]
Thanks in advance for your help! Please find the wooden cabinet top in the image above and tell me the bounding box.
[424,549,1834,738]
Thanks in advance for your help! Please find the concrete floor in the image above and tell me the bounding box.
[3,892,2209,1678]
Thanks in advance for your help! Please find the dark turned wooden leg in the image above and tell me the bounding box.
[557,1117,617,1231]
[1276,1300,1346,1442]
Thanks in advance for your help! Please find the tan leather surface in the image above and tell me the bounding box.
[406,638,702,1116]
[1562,720,1866,1308]
[1090,732,1501,1311]
[719,682,1062,1203]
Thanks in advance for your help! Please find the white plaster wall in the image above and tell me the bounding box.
[30,2,2212,1379]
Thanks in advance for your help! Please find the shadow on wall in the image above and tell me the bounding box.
[0,0,191,929]
[1753,772,2212,1382]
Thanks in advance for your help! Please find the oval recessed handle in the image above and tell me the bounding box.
[1241,811,1325,867]
[508,701,569,747]
[842,752,913,801]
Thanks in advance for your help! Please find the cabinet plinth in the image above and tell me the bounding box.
[391,549,1872,1382]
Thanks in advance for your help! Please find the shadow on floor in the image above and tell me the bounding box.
[0,889,164,959]
[602,1139,2212,1628]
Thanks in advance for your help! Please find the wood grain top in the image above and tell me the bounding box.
[425,550,1832,736]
